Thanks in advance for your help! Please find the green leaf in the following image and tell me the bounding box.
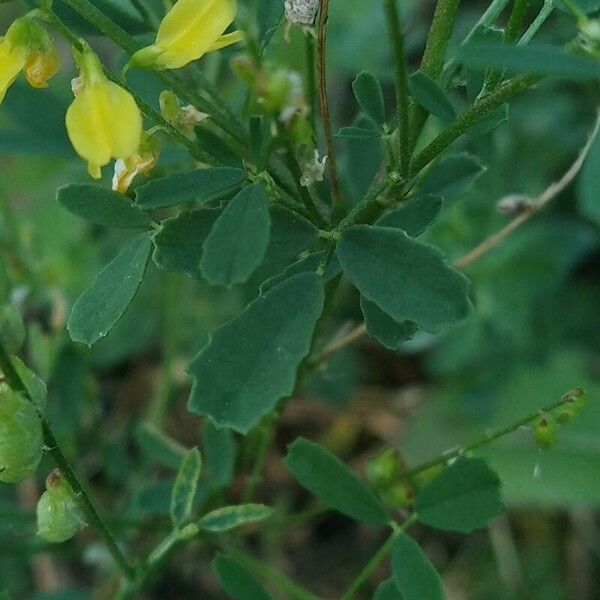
[57,184,151,228]
[420,154,485,203]
[415,457,505,533]
[579,129,600,225]
[135,167,247,209]
[336,127,381,140]
[338,226,471,332]
[199,504,273,532]
[260,251,341,294]
[283,438,390,525]
[11,356,47,411]
[200,184,271,286]
[152,208,221,278]
[213,554,274,600]
[361,297,418,351]
[0,303,26,354]
[201,419,236,489]
[188,273,325,433]
[264,206,318,264]
[136,422,186,470]
[408,71,456,122]
[391,533,445,600]
[376,194,443,237]
[352,71,386,125]
[257,0,283,46]
[456,43,600,80]
[372,578,401,600]
[171,447,202,527]
[68,232,153,346]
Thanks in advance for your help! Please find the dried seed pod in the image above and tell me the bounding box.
[284,0,320,28]
[0,383,43,483]
[496,194,534,215]
[37,470,84,543]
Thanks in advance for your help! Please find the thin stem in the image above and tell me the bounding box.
[517,0,555,46]
[340,515,418,600]
[384,0,411,177]
[410,76,535,175]
[242,412,279,503]
[409,0,462,149]
[233,552,321,600]
[306,34,318,133]
[147,273,182,426]
[505,0,531,42]
[0,339,135,580]
[399,392,582,481]
[455,110,600,270]
[316,0,342,209]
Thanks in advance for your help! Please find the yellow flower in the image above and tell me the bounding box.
[0,16,59,104]
[130,0,244,70]
[66,46,143,179]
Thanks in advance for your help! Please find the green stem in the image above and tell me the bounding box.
[242,412,279,504]
[410,75,535,175]
[147,273,182,426]
[340,515,418,600]
[384,0,411,177]
[306,34,318,133]
[400,392,579,481]
[233,552,321,600]
[0,338,136,580]
[409,0,462,150]
[505,0,531,42]
[517,0,554,46]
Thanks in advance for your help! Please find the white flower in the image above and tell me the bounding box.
[300,149,327,187]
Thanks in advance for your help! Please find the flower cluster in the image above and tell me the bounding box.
[0,1,242,185]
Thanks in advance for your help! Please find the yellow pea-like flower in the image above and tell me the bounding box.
[0,16,59,104]
[66,46,143,179]
[130,0,244,70]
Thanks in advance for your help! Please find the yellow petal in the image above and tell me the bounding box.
[207,30,244,52]
[66,80,143,176]
[156,0,237,69]
[0,38,28,104]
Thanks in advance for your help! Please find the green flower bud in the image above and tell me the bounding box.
[555,388,587,424]
[37,470,84,543]
[0,384,43,483]
[367,448,401,489]
[534,412,557,450]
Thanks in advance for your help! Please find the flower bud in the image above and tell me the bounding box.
[0,383,43,483]
[555,388,587,424]
[534,412,557,449]
[112,130,160,194]
[159,91,209,138]
[37,470,84,543]
[0,16,59,103]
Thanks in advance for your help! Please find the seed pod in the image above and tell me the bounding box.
[534,412,557,449]
[37,470,83,543]
[284,0,320,28]
[0,384,43,483]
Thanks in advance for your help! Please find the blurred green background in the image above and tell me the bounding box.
[1,0,599,598]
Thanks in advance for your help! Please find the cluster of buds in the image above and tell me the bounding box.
[1,1,244,187]
[534,388,587,450]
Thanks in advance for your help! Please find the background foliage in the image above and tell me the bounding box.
[0,0,599,598]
